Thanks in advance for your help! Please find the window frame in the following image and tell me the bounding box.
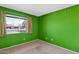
[5,14,29,34]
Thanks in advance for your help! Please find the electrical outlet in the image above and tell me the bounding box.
[51,38,54,41]
[23,38,26,40]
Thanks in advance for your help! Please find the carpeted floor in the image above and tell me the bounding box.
[0,40,77,54]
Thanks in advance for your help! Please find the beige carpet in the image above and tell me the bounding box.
[0,40,77,54]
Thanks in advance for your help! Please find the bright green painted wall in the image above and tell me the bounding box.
[0,6,38,48]
[1,5,79,52]
[39,5,79,52]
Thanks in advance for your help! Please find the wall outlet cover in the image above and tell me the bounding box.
[51,38,54,41]
[23,38,26,40]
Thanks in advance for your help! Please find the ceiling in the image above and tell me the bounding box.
[0,4,75,16]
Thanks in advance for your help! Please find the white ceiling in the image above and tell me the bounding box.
[0,4,75,16]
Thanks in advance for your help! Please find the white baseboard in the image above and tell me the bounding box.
[39,39,78,54]
[0,39,37,51]
[0,39,78,54]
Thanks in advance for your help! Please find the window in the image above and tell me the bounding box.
[5,14,28,34]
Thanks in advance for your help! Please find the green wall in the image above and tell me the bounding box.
[1,5,79,52]
[39,5,79,52]
[0,6,39,48]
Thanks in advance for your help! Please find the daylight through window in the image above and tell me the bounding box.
[5,14,28,34]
